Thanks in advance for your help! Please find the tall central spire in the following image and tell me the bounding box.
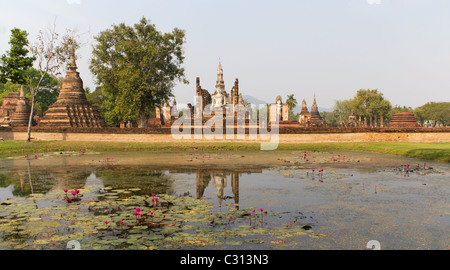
[68,47,77,72]
[215,58,225,94]
[217,57,222,72]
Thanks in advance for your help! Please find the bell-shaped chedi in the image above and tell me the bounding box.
[39,50,106,128]
[309,94,325,126]
[10,85,32,126]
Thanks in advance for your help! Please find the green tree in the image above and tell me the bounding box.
[414,102,450,126]
[354,89,391,120]
[85,86,112,123]
[23,68,60,116]
[320,110,340,126]
[285,94,297,120]
[90,17,188,127]
[391,105,413,115]
[0,28,35,85]
[333,89,392,127]
[332,99,356,125]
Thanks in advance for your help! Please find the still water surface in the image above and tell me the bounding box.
[0,150,448,249]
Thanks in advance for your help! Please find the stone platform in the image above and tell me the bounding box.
[390,112,420,128]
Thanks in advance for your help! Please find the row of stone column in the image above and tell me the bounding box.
[346,115,385,128]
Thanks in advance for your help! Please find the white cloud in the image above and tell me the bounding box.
[367,0,382,4]
[67,0,81,5]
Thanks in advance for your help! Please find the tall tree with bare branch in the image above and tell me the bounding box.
[27,23,80,142]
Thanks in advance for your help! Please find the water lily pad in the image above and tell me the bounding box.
[145,234,164,241]
[104,196,119,200]
[225,240,243,246]
[245,238,265,244]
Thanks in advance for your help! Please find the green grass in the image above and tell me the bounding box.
[0,140,449,162]
[280,142,450,162]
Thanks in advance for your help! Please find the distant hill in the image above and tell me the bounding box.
[242,95,269,106]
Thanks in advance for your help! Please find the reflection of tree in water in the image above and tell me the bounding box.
[0,162,93,198]
[95,167,174,195]
[0,170,55,197]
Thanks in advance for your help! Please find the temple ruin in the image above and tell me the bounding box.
[269,95,289,122]
[194,60,245,118]
[11,85,31,126]
[309,94,325,127]
[0,86,32,127]
[0,92,20,127]
[298,99,311,126]
[38,50,106,128]
[297,95,325,127]
[389,112,420,127]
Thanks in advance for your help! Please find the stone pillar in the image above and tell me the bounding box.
[162,103,172,124]
[374,115,378,128]
[269,104,279,122]
[276,101,282,120]
[172,99,178,119]
[282,103,289,121]
[380,115,384,128]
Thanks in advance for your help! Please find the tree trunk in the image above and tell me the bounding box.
[137,110,148,128]
[26,94,36,142]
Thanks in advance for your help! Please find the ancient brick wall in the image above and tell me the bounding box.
[1,126,449,143]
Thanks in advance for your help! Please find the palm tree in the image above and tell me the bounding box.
[286,94,298,120]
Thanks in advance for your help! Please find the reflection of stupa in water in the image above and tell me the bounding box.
[196,170,240,208]
[84,172,104,189]
[211,172,227,206]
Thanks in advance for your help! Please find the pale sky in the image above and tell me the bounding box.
[1,0,449,110]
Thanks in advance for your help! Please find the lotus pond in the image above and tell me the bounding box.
[0,149,449,250]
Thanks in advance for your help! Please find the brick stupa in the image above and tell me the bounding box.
[11,85,31,126]
[39,51,106,128]
[389,112,420,127]
[309,94,325,126]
